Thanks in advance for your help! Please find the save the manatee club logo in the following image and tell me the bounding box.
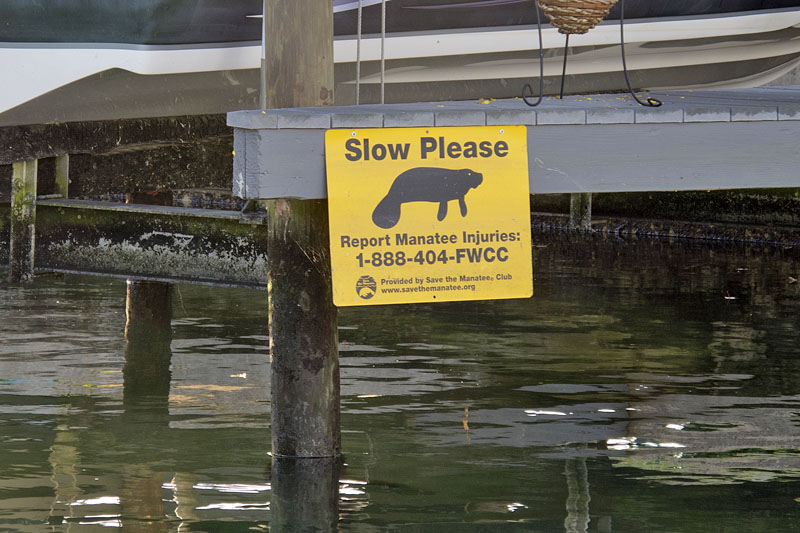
[355,275,377,299]
[372,167,483,229]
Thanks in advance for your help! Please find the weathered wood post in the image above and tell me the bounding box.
[262,1,339,458]
[9,159,37,282]
[271,456,340,531]
[260,2,339,528]
[123,280,173,411]
[569,192,592,230]
[121,279,172,531]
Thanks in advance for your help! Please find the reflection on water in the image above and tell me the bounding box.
[1,234,800,531]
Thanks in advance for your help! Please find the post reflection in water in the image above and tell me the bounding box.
[564,457,591,533]
[270,456,340,533]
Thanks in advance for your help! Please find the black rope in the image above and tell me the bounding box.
[559,34,570,99]
[521,0,544,107]
[620,0,662,107]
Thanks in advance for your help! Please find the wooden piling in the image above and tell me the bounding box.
[263,1,335,109]
[263,1,340,458]
[267,199,340,457]
[9,159,37,282]
[569,192,592,230]
[123,280,173,409]
[121,280,172,528]
[271,456,340,531]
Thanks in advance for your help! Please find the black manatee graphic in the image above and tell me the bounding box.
[372,167,484,229]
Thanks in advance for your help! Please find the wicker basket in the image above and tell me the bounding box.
[539,0,618,35]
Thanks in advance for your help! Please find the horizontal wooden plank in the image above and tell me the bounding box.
[228,87,800,199]
[1,115,230,165]
[37,198,240,219]
[230,120,800,199]
[529,121,800,194]
[227,86,800,131]
[32,202,268,286]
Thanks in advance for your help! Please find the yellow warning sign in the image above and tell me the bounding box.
[325,126,532,306]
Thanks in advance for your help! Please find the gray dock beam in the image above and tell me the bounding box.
[9,159,37,282]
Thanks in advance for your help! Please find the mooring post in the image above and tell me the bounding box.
[9,159,37,282]
[262,2,339,526]
[121,279,172,530]
[569,192,592,231]
[267,199,340,457]
[123,280,173,407]
[263,1,339,459]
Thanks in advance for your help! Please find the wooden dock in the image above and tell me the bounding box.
[3,86,800,285]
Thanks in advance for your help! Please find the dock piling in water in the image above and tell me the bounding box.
[569,192,592,230]
[54,154,69,199]
[271,456,340,531]
[262,0,341,460]
[267,198,340,457]
[9,159,37,282]
[123,280,173,415]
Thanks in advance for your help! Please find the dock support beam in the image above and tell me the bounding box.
[569,193,592,231]
[263,1,339,459]
[9,160,37,282]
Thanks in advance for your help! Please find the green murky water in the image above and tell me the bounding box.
[1,234,800,531]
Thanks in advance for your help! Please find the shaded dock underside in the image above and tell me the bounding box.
[2,86,800,285]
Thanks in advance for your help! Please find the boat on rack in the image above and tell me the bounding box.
[334,0,800,104]
[1,0,799,126]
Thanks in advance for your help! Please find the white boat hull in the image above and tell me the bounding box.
[1,8,800,125]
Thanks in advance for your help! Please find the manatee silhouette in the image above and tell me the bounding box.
[372,167,483,229]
